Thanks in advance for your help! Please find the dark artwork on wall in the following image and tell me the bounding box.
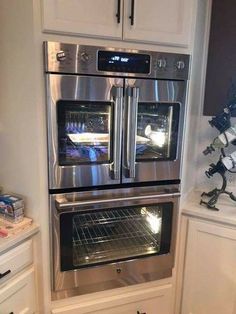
[204,0,236,116]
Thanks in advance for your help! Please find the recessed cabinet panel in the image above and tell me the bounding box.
[123,0,194,46]
[42,0,123,39]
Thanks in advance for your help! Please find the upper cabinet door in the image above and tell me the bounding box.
[42,0,123,39]
[123,0,195,47]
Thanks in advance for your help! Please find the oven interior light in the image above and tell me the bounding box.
[141,207,162,234]
[145,125,166,147]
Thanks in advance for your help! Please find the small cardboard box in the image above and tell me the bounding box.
[0,194,24,223]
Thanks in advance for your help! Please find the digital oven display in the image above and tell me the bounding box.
[97,50,151,74]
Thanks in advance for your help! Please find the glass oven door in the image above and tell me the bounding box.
[60,203,172,270]
[123,79,187,183]
[47,74,123,189]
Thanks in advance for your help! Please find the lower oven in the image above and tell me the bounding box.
[50,185,179,300]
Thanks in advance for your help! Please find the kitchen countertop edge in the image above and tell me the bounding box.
[0,223,40,254]
[181,190,236,227]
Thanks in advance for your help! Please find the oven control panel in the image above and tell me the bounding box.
[44,42,190,80]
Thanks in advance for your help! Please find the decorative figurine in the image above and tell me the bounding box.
[200,98,236,210]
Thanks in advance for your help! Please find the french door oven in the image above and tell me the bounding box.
[45,42,190,300]
[47,74,186,189]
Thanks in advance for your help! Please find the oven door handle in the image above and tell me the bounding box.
[124,86,139,178]
[55,192,180,211]
[111,86,123,180]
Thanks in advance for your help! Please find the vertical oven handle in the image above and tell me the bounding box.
[111,86,123,180]
[124,86,139,178]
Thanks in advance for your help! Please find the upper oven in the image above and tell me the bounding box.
[44,42,190,190]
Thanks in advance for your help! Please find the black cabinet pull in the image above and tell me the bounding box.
[129,0,135,25]
[9,312,14,314]
[137,311,146,314]
[116,0,121,23]
[0,269,11,279]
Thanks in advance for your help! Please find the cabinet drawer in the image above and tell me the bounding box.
[0,267,36,314]
[92,287,172,314]
[0,240,33,284]
[52,284,172,314]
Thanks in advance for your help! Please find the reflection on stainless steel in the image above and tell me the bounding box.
[72,206,162,267]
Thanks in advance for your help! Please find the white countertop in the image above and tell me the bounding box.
[0,223,39,254]
[182,190,236,227]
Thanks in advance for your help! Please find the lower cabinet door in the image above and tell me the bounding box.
[52,284,172,314]
[182,219,236,314]
[0,267,36,314]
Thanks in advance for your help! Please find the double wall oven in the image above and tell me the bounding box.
[44,42,190,299]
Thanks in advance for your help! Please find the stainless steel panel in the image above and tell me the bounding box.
[44,41,190,80]
[46,74,123,189]
[123,79,186,183]
[50,186,179,299]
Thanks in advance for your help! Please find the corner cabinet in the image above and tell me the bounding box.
[42,0,195,47]
[181,219,236,314]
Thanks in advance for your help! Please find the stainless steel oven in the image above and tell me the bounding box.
[44,42,189,300]
[44,42,189,190]
[51,185,179,299]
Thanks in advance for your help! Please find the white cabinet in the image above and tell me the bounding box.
[42,0,195,47]
[42,0,123,39]
[0,229,39,314]
[0,240,33,284]
[52,283,173,314]
[181,219,236,314]
[0,267,36,314]
[123,0,194,46]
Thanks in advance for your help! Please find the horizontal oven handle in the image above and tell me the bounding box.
[55,192,180,211]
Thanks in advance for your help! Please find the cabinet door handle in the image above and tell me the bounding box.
[116,0,121,23]
[9,312,14,314]
[137,311,146,314]
[129,0,135,25]
[0,269,11,279]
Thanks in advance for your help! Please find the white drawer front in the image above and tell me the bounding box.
[52,284,172,314]
[0,240,33,284]
[0,267,36,314]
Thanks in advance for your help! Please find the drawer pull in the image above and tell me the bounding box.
[9,312,14,314]
[0,269,11,279]
[137,312,146,314]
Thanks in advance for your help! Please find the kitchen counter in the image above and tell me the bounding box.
[0,222,39,254]
[182,190,236,227]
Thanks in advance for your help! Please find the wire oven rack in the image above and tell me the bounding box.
[72,207,162,266]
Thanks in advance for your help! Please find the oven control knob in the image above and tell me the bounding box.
[80,52,90,63]
[56,51,66,62]
[176,60,185,70]
[156,58,167,69]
